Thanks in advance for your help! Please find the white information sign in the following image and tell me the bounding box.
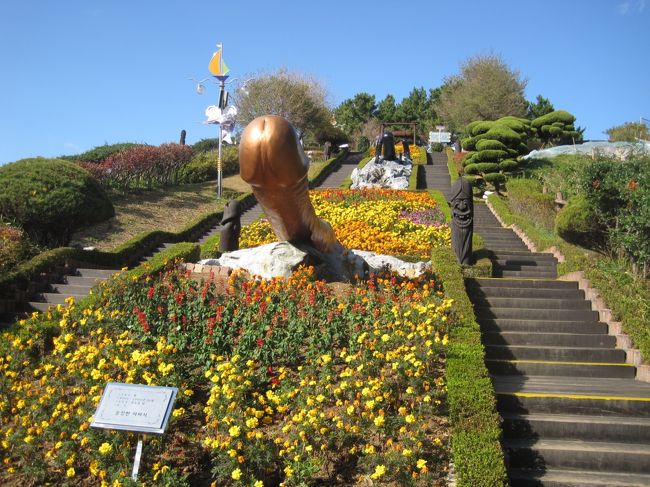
[91,382,178,434]
[429,131,452,143]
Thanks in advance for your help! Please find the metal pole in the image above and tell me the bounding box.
[217,122,223,198]
[131,434,144,481]
[217,79,225,198]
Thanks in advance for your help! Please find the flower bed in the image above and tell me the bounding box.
[0,262,452,486]
[241,189,450,258]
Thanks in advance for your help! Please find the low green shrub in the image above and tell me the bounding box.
[126,242,200,280]
[430,246,507,487]
[430,142,444,152]
[178,146,239,184]
[446,148,460,184]
[506,178,556,232]
[555,195,605,249]
[192,138,220,153]
[0,158,114,248]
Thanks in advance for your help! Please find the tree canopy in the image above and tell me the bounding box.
[526,95,555,120]
[332,92,377,135]
[234,68,331,139]
[435,54,528,132]
[606,121,650,142]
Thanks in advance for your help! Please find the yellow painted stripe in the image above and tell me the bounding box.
[487,359,633,367]
[499,392,650,402]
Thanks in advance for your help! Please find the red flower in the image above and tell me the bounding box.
[256,338,264,348]
[133,306,149,333]
[628,180,638,190]
[147,287,155,299]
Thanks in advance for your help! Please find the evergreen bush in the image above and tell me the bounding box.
[61,143,141,163]
[555,195,604,249]
[0,158,114,247]
[178,146,239,184]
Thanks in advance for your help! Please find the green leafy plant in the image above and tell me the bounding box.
[0,158,114,247]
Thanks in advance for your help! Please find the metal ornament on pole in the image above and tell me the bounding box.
[208,43,231,198]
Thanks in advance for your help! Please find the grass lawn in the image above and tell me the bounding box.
[71,181,242,251]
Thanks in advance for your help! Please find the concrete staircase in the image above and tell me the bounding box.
[423,151,452,196]
[469,201,650,486]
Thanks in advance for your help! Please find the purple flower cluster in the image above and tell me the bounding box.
[399,208,446,227]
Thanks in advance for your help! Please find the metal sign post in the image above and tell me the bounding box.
[91,382,178,482]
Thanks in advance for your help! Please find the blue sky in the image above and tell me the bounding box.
[1,0,648,165]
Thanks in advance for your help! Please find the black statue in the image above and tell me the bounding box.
[401,139,411,160]
[375,131,396,162]
[219,200,243,252]
[448,177,474,265]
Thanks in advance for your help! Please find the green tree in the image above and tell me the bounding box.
[605,121,650,142]
[377,94,398,122]
[234,68,331,139]
[435,54,528,132]
[532,110,583,147]
[333,92,377,135]
[526,95,555,120]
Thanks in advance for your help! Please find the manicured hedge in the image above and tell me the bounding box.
[430,246,508,487]
[446,148,460,185]
[0,158,114,248]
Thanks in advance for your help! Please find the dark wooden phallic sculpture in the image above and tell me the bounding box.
[375,131,396,161]
[448,177,474,265]
[219,200,243,252]
[239,115,342,254]
[401,139,410,160]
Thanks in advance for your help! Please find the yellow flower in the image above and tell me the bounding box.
[374,415,385,427]
[405,414,415,424]
[370,464,386,479]
[417,458,427,469]
[172,407,185,418]
[229,425,241,437]
[98,442,113,455]
[231,468,242,480]
[66,467,75,477]
[254,481,264,487]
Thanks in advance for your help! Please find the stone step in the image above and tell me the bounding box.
[27,301,53,312]
[64,275,107,286]
[509,468,650,487]
[502,412,650,443]
[494,260,557,270]
[485,344,626,363]
[49,284,93,295]
[475,306,600,321]
[467,285,585,300]
[468,278,578,290]
[76,268,117,279]
[478,318,608,334]
[504,438,650,473]
[487,359,635,378]
[494,376,650,416]
[496,269,558,279]
[486,244,532,252]
[38,293,88,304]
[490,250,557,261]
[477,229,521,236]
[473,296,592,310]
[482,331,615,347]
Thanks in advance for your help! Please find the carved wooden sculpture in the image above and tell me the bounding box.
[448,177,474,265]
[239,115,342,254]
[219,200,243,252]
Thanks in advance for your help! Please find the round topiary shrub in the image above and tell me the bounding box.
[476,139,508,152]
[0,158,115,248]
[555,195,604,249]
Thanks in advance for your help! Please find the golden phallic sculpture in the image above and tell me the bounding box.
[239,115,342,254]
